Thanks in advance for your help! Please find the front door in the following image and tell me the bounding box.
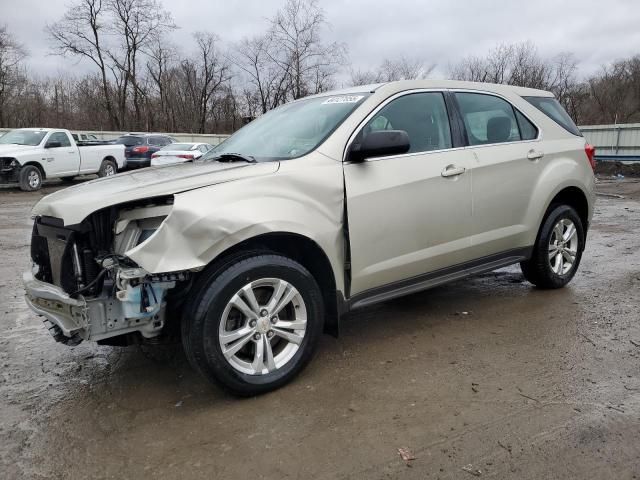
[43,131,79,176]
[344,91,475,296]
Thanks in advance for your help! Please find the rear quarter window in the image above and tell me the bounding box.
[523,96,582,137]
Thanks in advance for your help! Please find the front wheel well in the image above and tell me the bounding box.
[204,233,340,337]
[548,186,589,231]
[22,161,46,179]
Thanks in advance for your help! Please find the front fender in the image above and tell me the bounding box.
[126,157,347,290]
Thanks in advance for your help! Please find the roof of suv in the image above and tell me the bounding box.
[310,80,555,100]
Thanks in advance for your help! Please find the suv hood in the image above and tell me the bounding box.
[33,160,280,225]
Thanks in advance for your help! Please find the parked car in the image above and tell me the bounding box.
[0,128,125,191]
[114,133,176,169]
[24,80,595,395]
[150,142,214,166]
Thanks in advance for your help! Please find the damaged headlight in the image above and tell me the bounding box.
[113,204,172,255]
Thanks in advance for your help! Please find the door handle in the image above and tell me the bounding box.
[527,149,544,160]
[441,165,466,177]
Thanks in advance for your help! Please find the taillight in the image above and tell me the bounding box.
[132,146,149,154]
[151,153,158,158]
[584,143,596,170]
[177,154,194,159]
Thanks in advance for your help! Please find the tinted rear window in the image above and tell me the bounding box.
[523,97,582,137]
[115,136,143,146]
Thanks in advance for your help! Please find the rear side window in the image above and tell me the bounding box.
[455,93,521,145]
[515,110,538,140]
[523,96,582,137]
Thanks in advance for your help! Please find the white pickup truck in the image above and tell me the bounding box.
[0,128,125,191]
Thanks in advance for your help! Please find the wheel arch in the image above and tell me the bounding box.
[22,160,46,179]
[202,232,341,337]
[546,186,590,232]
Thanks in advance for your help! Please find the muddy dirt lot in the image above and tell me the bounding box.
[1,178,639,479]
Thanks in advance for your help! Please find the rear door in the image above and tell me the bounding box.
[43,131,80,176]
[453,91,542,258]
[344,91,475,296]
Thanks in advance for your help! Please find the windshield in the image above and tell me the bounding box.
[0,130,47,146]
[114,136,143,146]
[161,143,193,151]
[205,94,369,161]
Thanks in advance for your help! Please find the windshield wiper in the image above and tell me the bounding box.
[211,153,257,163]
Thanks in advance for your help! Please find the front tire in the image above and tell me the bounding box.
[18,165,43,191]
[182,254,324,396]
[520,204,585,289]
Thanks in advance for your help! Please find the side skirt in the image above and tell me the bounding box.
[343,247,532,312]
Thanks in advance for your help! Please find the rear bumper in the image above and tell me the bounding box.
[124,157,151,169]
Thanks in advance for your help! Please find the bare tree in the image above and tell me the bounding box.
[107,0,175,129]
[269,0,346,99]
[47,0,118,129]
[232,34,290,114]
[0,25,26,126]
[180,32,231,133]
[349,56,434,86]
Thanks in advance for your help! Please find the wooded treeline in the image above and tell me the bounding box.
[0,0,638,134]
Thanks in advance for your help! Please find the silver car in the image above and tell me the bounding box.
[150,142,214,166]
[23,80,595,395]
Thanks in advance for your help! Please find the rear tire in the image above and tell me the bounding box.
[520,204,585,289]
[19,165,43,191]
[182,253,324,396]
[98,159,117,177]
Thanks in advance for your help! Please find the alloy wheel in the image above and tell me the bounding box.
[218,278,307,375]
[548,218,578,275]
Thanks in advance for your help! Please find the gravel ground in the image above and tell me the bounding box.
[0,177,639,479]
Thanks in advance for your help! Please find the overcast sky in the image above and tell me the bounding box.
[4,0,640,82]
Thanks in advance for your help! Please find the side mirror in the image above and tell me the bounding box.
[349,130,410,162]
[45,141,62,148]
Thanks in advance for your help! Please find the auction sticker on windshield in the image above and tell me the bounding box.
[322,95,364,104]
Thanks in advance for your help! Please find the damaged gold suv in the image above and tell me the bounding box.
[24,80,596,395]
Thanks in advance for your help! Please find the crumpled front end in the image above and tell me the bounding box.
[24,197,189,345]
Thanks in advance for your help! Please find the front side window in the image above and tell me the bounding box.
[456,93,523,145]
[47,132,71,147]
[361,92,452,154]
[207,94,370,161]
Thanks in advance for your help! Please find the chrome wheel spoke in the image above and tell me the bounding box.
[274,319,307,330]
[563,224,576,242]
[220,325,253,345]
[264,337,277,372]
[241,284,261,316]
[266,279,288,312]
[548,245,559,260]
[273,327,304,345]
[221,330,254,359]
[251,334,265,373]
[230,294,258,320]
[562,249,576,262]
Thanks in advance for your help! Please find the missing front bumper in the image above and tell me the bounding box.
[23,271,169,344]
